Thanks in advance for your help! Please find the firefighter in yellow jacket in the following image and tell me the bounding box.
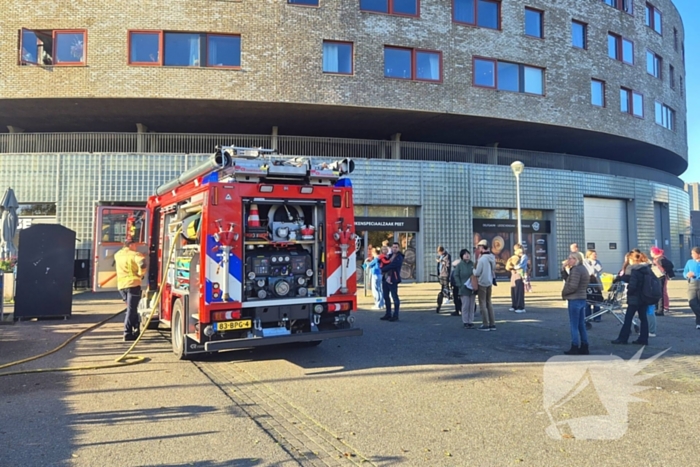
[114,240,147,341]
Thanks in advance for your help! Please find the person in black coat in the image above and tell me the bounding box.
[380,242,404,322]
[612,251,652,345]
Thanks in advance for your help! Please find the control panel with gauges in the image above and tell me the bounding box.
[244,247,314,300]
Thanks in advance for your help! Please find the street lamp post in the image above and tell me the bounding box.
[510,161,525,246]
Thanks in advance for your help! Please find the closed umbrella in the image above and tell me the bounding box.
[0,188,19,261]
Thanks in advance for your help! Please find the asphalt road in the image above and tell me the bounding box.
[1,280,699,466]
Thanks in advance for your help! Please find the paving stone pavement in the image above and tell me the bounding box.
[0,279,698,466]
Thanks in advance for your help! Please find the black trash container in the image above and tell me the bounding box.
[14,224,76,320]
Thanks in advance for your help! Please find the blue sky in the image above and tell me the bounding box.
[676,0,699,182]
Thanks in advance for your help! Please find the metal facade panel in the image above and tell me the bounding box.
[0,152,691,280]
[583,197,629,272]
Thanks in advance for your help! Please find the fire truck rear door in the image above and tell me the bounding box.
[92,205,148,292]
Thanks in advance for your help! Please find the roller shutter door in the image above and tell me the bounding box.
[583,198,628,274]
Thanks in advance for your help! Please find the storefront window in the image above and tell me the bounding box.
[366,205,416,217]
[473,208,509,219]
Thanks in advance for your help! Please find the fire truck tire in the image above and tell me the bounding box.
[171,299,188,360]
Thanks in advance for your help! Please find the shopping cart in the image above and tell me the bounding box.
[585,280,627,325]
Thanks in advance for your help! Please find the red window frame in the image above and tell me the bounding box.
[571,20,587,49]
[322,40,354,75]
[591,79,605,107]
[620,87,643,118]
[602,0,633,15]
[360,0,420,18]
[645,3,662,35]
[384,46,442,83]
[524,7,544,39]
[288,0,320,6]
[128,30,163,66]
[452,0,501,30]
[127,30,242,69]
[19,28,87,66]
[471,56,545,95]
[608,33,634,65]
[646,50,662,79]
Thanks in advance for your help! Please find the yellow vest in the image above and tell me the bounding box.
[114,247,147,290]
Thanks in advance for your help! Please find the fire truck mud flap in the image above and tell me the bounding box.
[204,328,363,352]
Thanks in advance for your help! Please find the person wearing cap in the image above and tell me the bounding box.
[114,240,147,341]
[474,239,497,331]
[650,246,674,315]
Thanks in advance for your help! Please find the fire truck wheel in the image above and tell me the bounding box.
[171,299,188,360]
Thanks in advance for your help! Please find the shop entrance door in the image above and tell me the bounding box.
[396,232,417,281]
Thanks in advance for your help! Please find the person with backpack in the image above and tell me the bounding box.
[611,251,659,345]
[650,246,675,316]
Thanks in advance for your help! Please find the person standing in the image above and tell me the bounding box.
[114,240,147,341]
[448,258,463,317]
[474,239,497,331]
[380,242,404,322]
[561,253,590,355]
[584,249,603,326]
[650,246,674,316]
[506,243,526,313]
[364,247,385,310]
[435,246,453,313]
[612,251,652,345]
[453,249,476,328]
[683,247,700,330]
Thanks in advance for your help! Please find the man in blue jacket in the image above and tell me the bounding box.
[380,242,404,322]
[683,246,700,330]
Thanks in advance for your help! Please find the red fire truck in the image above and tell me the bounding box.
[93,146,362,358]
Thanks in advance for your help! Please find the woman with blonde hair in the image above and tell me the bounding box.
[612,251,652,345]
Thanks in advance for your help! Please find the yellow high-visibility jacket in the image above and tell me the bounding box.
[114,247,147,290]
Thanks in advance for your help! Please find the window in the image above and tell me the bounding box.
[322,41,353,74]
[571,21,587,49]
[673,28,678,51]
[680,76,683,96]
[453,0,500,30]
[591,79,605,107]
[602,0,633,14]
[646,51,662,79]
[669,64,675,89]
[525,8,543,38]
[128,31,241,68]
[384,46,441,82]
[645,3,662,34]
[361,0,418,16]
[19,28,87,66]
[473,58,544,95]
[620,87,643,118]
[655,102,675,130]
[289,0,319,4]
[608,33,633,64]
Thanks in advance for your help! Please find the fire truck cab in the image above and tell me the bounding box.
[107,146,362,358]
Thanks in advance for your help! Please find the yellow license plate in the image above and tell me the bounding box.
[214,320,252,331]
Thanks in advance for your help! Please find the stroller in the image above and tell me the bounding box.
[585,280,627,325]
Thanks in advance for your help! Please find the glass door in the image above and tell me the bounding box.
[396,232,417,281]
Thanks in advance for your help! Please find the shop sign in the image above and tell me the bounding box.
[355,217,420,231]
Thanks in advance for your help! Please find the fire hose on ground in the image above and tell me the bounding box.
[0,227,183,378]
